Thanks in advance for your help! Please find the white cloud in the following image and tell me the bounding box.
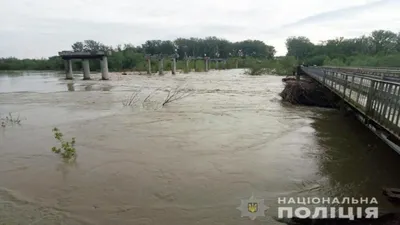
[0,0,399,58]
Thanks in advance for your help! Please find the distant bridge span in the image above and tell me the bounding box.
[300,66,400,154]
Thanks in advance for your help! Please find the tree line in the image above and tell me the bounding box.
[0,37,275,71]
[0,29,399,71]
[286,29,400,67]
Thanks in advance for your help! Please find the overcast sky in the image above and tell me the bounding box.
[1,0,399,58]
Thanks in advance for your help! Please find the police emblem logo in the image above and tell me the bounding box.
[237,194,269,220]
[248,202,258,213]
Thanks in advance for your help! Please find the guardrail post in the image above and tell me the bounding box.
[356,78,363,105]
[382,84,392,126]
[365,80,376,117]
[343,75,348,99]
[348,76,355,102]
[322,70,327,84]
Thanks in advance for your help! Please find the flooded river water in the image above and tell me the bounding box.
[1,69,400,225]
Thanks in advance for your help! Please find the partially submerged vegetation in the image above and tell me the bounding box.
[244,56,297,76]
[244,60,267,75]
[122,84,194,108]
[0,113,22,127]
[162,85,194,106]
[122,88,141,106]
[51,127,77,162]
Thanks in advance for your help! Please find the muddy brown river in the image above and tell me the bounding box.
[1,69,400,225]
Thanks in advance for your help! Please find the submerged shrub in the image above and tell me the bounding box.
[51,127,77,162]
[245,61,267,75]
[0,112,22,127]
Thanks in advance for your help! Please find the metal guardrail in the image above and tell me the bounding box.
[303,67,400,140]
[321,66,400,73]
[318,66,400,83]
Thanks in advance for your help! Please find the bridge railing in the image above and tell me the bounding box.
[319,66,400,82]
[303,67,400,139]
[320,66,400,74]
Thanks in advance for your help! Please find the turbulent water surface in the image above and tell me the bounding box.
[1,69,400,225]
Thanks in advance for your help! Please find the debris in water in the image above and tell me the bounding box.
[279,77,338,108]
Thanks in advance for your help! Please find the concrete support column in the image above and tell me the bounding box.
[216,60,219,70]
[205,59,209,72]
[158,58,164,75]
[101,56,109,80]
[185,60,189,73]
[65,60,73,79]
[172,58,176,75]
[82,59,91,80]
[64,60,68,74]
[147,59,151,74]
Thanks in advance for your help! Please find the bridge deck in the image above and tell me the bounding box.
[302,66,400,153]
[58,51,109,60]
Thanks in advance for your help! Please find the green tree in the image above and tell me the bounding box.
[285,36,314,60]
[370,30,397,54]
[72,42,84,52]
[3,30,400,72]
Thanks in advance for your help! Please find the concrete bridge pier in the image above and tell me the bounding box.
[147,59,151,74]
[159,58,164,75]
[101,56,109,80]
[185,59,189,73]
[82,59,91,80]
[205,58,209,72]
[172,58,176,75]
[65,60,73,79]
[59,51,111,80]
